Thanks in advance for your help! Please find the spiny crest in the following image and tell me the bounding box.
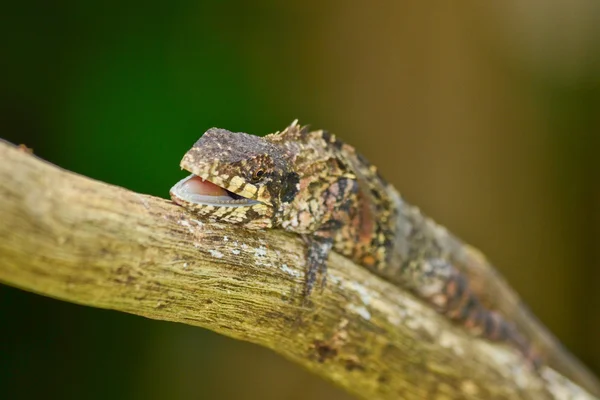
[267,121,348,158]
[267,119,311,143]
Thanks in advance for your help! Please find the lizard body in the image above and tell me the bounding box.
[170,121,600,396]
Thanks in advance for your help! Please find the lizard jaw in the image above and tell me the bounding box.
[170,174,261,208]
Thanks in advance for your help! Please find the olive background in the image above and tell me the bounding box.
[1,2,599,399]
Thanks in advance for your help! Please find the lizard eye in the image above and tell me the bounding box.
[251,169,265,182]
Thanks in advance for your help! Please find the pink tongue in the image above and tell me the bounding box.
[182,176,228,196]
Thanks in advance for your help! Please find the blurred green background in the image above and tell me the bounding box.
[1,1,599,399]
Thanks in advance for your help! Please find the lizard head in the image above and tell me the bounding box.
[170,127,300,228]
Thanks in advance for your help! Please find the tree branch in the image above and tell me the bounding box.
[0,140,595,400]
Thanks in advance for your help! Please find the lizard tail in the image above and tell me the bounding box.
[442,272,542,367]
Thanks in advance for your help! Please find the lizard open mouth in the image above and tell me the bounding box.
[170,174,261,207]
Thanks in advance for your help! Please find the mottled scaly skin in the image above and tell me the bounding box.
[170,121,600,396]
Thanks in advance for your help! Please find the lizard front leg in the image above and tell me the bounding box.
[302,234,334,300]
[299,177,359,303]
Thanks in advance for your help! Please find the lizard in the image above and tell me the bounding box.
[169,120,600,396]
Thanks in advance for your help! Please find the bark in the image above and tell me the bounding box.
[0,140,595,400]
